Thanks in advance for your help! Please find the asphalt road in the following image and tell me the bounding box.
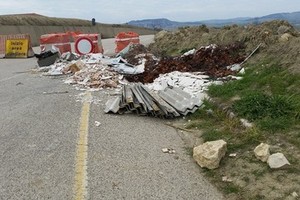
[0,36,223,200]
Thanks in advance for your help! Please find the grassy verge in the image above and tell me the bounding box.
[186,62,300,199]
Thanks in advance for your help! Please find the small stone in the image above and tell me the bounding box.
[292,192,299,197]
[169,149,176,154]
[162,148,176,154]
[254,143,270,162]
[239,68,245,74]
[267,153,290,169]
[228,112,235,119]
[229,153,237,157]
[162,148,169,153]
[193,140,227,169]
[95,121,101,127]
[240,119,253,128]
[222,176,233,182]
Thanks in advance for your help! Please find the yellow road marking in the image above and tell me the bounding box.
[74,92,92,200]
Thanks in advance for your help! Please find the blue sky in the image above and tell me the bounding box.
[0,0,299,23]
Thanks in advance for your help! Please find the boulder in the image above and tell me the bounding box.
[267,153,290,169]
[254,143,270,162]
[193,140,227,169]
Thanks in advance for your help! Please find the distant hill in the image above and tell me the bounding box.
[127,11,300,29]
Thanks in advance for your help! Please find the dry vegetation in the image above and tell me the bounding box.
[0,13,133,27]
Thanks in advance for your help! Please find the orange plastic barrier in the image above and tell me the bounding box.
[40,33,71,54]
[115,32,140,53]
[73,34,103,54]
[0,34,34,58]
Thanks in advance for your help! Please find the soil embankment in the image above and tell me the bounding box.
[0,14,157,46]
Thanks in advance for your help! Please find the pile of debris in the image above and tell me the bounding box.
[35,42,248,118]
[118,43,150,66]
[105,83,203,118]
[125,43,246,83]
[37,52,145,90]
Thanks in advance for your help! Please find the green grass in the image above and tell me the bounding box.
[222,183,241,194]
[207,63,300,133]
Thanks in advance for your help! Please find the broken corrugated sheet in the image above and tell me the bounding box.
[105,84,203,118]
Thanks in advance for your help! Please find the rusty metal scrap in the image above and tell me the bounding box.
[125,43,246,83]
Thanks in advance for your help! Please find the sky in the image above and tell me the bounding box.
[0,0,300,24]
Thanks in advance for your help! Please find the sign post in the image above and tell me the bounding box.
[5,39,29,58]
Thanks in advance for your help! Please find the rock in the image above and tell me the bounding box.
[95,121,101,127]
[240,118,253,128]
[222,176,233,182]
[229,153,237,157]
[254,143,270,162]
[267,153,290,169]
[162,148,169,153]
[279,33,292,42]
[162,148,176,154]
[193,140,227,169]
[292,192,299,198]
[64,60,86,73]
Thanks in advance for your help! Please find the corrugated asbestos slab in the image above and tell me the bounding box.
[105,83,203,118]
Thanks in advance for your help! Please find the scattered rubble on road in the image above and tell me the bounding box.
[35,42,248,118]
[162,148,176,154]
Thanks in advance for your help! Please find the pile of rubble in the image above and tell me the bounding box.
[125,43,246,83]
[36,42,247,117]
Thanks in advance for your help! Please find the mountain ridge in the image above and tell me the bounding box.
[127,11,300,29]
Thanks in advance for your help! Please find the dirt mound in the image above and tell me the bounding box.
[122,44,149,65]
[149,20,300,72]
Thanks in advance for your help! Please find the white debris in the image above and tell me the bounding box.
[267,153,290,169]
[182,49,196,56]
[40,52,144,90]
[229,153,237,157]
[222,176,233,182]
[239,68,245,74]
[162,148,176,154]
[292,192,299,198]
[95,121,101,127]
[147,71,211,98]
[227,64,242,71]
[240,118,253,128]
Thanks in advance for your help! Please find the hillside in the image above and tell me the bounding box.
[0,13,157,46]
[0,13,146,27]
[127,11,300,29]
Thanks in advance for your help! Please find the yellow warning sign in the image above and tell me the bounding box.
[5,39,28,58]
